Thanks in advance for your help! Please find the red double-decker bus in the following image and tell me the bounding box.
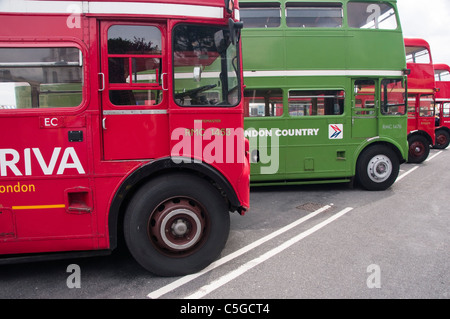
[404,38,436,163]
[0,0,249,276]
[433,63,450,149]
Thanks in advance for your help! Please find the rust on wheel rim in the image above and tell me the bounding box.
[409,141,425,157]
[436,134,448,146]
[148,197,208,257]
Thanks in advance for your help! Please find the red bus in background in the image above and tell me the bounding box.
[0,0,249,276]
[433,63,450,149]
[404,38,436,163]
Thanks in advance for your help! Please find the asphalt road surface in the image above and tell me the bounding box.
[1,149,449,301]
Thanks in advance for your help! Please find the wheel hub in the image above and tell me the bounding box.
[171,218,188,236]
[149,198,207,255]
[410,141,425,157]
[367,155,392,183]
[437,134,447,146]
[160,209,202,250]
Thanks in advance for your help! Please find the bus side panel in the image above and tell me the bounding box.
[347,31,406,71]
[407,63,435,90]
[169,110,249,208]
[0,14,98,254]
[0,15,84,40]
[244,76,353,181]
[241,30,285,71]
[285,31,348,70]
[0,116,96,254]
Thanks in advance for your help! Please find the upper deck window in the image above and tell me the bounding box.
[286,2,343,28]
[435,69,450,81]
[347,2,397,30]
[0,47,83,110]
[406,46,431,64]
[240,3,281,28]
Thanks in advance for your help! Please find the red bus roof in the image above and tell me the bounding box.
[404,38,431,50]
[3,0,236,7]
[404,38,435,92]
[404,38,432,63]
[434,64,450,100]
[434,64,450,74]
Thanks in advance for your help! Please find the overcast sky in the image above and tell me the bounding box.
[397,0,450,67]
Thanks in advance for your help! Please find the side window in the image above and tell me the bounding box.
[406,46,431,64]
[240,3,281,28]
[0,47,83,110]
[406,94,435,117]
[244,89,283,117]
[286,2,343,28]
[354,80,376,115]
[347,2,397,30]
[435,69,450,81]
[443,103,450,117]
[288,90,344,116]
[107,25,163,106]
[381,78,406,115]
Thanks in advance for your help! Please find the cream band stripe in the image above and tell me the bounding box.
[12,204,66,210]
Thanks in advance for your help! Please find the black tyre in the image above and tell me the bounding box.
[434,129,450,149]
[124,173,230,276]
[356,145,400,191]
[407,135,430,163]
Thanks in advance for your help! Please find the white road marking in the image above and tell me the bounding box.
[396,150,443,182]
[426,150,443,162]
[396,166,419,182]
[185,207,354,299]
[147,204,332,299]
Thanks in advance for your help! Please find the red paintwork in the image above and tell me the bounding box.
[404,38,436,144]
[0,0,249,256]
[434,64,450,128]
[39,0,236,6]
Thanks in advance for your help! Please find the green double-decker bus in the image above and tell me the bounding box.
[241,0,409,190]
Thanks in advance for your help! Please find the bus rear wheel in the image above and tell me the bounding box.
[124,173,230,276]
[408,135,430,163]
[434,129,450,149]
[356,145,399,191]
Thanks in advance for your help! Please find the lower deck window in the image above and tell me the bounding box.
[288,90,344,116]
[244,89,283,117]
[0,47,83,109]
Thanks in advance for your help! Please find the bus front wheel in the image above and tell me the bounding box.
[408,135,430,163]
[356,145,399,191]
[434,129,450,149]
[124,173,230,276]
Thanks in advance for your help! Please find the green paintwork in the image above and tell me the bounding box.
[241,0,408,185]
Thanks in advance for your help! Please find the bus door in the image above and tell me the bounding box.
[407,94,419,131]
[100,22,169,160]
[0,45,94,252]
[352,79,378,138]
[285,89,347,178]
[417,94,436,143]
